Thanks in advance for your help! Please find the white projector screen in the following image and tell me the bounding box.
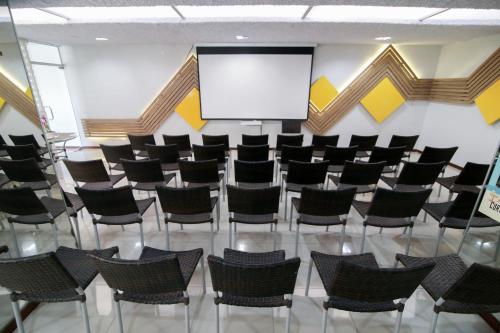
[197,47,314,120]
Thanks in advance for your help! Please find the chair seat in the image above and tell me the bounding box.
[133,174,176,191]
[81,173,125,190]
[393,184,427,192]
[423,202,450,222]
[292,197,344,226]
[65,192,84,217]
[441,216,500,229]
[135,150,149,158]
[9,197,67,224]
[0,150,8,158]
[328,175,375,193]
[286,182,322,193]
[215,294,290,308]
[167,197,217,224]
[230,213,276,225]
[236,182,271,189]
[365,216,413,228]
[380,176,397,188]
[436,176,481,194]
[21,173,58,191]
[109,163,125,172]
[94,198,155,225]
[324,295,399,313]
[179,150,192,159]
[312,150,325,158]
[352,200,370,218]
[327,165,344,173]
[0,173,10,187]
[116,290,187,305]
[161,163,179,172]
[382,166,397,174]
[185,174,223,191]
[12,246,118,303]
[356,151,369,158]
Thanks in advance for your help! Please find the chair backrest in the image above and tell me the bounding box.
[368,146,406,167]
[367,188,432,218]
[121,159,164,183]
[298,187,356,216]
[208,255,300,297]
[75,186,139,216]
[280,145,313,164]
[339,161,385,186]
[0,187,48,216]
[323,146,358,166]
[63,159,111,183]
[396,161,446,186]
[202,134,230,151]
[242,134,268,146]
[276,134,303,151]
[5,144,42,162]
[327,256,434,302]
[454,162,489,186]
[145,144,179,164]
[127,134,156,152]
[223,248,285,264]
[0,134,6,149]
[237,144,269,162]
[388,135,419,151]
[9,134,41,150]
[193,144,226,163]
[0,158,45,182]
[0,252,78,295]
[90,254,186,294]
[234,160,274,184]
[444,190,484,219]
[418,146,458,164]
[163,134,191,152]
[349,134,378,151]
[442,262,500,305]
[312,135,339,151]
[227,185,280,215]
[156,185,212,215]
[286,161,329,185]
[100,144,135,164]
[179,159,219,184]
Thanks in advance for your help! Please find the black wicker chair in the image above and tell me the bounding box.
[0,246,118,333]
[193,144,228,181]
[415,146,458,176]
[156,185,218,252]
[321,145,358,174]
[202,134,230,154]
[234,160,274,189]
[127,133,156,158]
[237,144,269,162]
[352,188,432,255]
[437,162,489,199]
[163,134,192,159]
[308,252,434,333]
[227,185,280,248]
[145,143,180,172]
[75,185,156,250]
[423,190,500,257]
[381,161,446,192]
[278,145,313,175]
[275,134,303,158]
[282,161,329,223]
[242,134,268,146]
[291,187,356,255]
[0,187,67,256]
[368,146,406,174]
[0,134,7,157]
[179,159,225,201]
[64,159,126,190]
[397,253,500,333]
[0,158,57,194]
[208,248,300,333]
[349,134,378,158]
[100,143,136,174]
[328,161,385,193]
[9,134,49,156]
[5,144,52,169]
[388,134,419,160]
[311,135,339,158]
[90,246,203,333]
[63,191,85,249]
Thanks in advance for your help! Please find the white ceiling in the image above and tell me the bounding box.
[6,0,500,45]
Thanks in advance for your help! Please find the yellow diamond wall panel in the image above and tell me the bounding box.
[360,77,406,123]
[475,79,500,125]
[310,76,339,112]
[175,87,207,131]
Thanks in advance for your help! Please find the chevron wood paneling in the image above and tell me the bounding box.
[0,71,39,127]
[305,45,500,134]
[82,46,499,137]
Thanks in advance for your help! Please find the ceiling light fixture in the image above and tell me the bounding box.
[176,5,308,19]
[95,37,108,41]
[375,36,392,41]
[236,35,249,40]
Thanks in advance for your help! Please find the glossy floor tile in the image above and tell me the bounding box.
[0,149,498,332]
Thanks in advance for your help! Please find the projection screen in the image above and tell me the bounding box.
[197,47,314,120]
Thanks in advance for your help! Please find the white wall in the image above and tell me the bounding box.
[0,42,42,143]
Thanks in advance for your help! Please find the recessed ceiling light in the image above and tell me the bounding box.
[46,6,180,21]
[176,5,308,19]
[236,35,249,40]
[375,36,392,41]
[95,37,108,41]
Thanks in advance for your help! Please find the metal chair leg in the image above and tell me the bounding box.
[215,303,220,333]
[165,223,170,250]
[339,224,346,255]
[289,203,294,225]
[285,306,292,333]
[153,200,162,231]
[11,301,25,333]
[360,225,367,253]
[210,223,214,255]
[405,226,414,255]
[434,228,445,257]
[200,255,206,294]
[51,223,59,250]
[93,224,101,249]
[305,259,313,296]
[114,299,124,333]
[216,200,220,231]
[72,217,82,249]
[228,222,232,249]
[9,223,21,257]
[285,191,288,222]
[80,301,91,333]
[429,311,439,333]
[185,300,190,333]
[395,310,403,333]
[321,308,328,333]
[294,224,300,257]
[139,223,145,249]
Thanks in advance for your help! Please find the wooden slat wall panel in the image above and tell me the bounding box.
[0,71,40,127]
[83,47,499,137]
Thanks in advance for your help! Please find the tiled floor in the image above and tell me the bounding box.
[0,148,498,332]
